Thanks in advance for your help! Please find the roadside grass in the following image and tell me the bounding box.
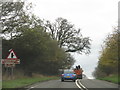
[0,81,2,89]
[98,75,120,84]
[2,76,59,88]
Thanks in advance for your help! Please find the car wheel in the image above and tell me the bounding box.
[61,79,64,82]
[73,80,76,82]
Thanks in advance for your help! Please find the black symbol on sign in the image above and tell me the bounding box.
[11,53,14,58]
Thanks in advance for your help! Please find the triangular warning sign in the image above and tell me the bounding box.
[6,49,18,59]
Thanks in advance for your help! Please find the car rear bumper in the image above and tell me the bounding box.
[61,77,76,80]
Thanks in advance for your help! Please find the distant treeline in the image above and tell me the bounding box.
[1,2,91,76]
[93,28,120,78]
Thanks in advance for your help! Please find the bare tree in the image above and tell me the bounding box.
[44,17,91,54]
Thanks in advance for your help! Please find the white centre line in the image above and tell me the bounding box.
[77,79,88,90]
[75,79,82,89]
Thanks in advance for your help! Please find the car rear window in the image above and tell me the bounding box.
[64,70,74,74]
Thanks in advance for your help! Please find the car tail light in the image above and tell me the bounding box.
[72,75,75,77]
[62,74,64,76]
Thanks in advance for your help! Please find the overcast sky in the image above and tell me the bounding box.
[27,0,119,78]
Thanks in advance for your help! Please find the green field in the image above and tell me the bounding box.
[98,75,120,84]
[2,76,59,88]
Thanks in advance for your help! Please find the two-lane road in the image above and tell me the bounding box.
[26,79,119,90]
[27,79,78,89]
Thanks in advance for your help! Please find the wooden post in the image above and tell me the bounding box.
[11,67,14,80]
[6,66,8,77]
[11,64,15,80]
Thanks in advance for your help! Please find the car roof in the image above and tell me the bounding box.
[63,70,74,73]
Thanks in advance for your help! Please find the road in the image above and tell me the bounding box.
[79,79,119,90]
[26,79,119,90]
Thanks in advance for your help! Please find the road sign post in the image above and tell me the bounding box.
[1,49,20,79]
[11,67,14,79]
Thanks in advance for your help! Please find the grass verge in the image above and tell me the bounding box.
[2,76,59,88]
[98,75,120,84]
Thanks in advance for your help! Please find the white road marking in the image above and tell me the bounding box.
[75,79,82,89]
[27,85,39,90]
[78,79,88,90]
[30,84,39,88]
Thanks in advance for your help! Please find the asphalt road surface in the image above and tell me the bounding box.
[26,78,119,90]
